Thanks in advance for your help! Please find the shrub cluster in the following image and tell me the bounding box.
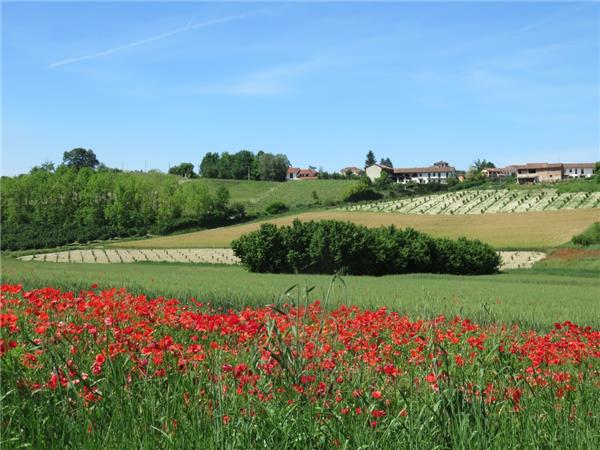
[343,178,383,203]
[571,222,600,246]
[264,201,289,215]
[232,220,500,275]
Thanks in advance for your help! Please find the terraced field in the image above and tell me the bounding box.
[19,248,239,265]
[17,249,545,271]
[345,189,600,215]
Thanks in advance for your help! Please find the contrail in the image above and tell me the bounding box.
[48,11,252,68]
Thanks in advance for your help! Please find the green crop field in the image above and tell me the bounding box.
[3,255,599,330]
[188,178,358,212]
[113,208,600,249]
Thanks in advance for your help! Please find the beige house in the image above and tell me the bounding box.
[515,163,565,184]
[515,162,595,184]
[340,166,363,176]
[365,164,393,181]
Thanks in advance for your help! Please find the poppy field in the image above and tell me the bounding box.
[1,284,599,449]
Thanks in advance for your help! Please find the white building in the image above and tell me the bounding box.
[366,161,457,184]
[562,163,595,179]
[287,167,318,181]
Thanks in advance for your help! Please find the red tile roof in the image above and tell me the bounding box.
[514,163,563,170]
[563,163,595,169]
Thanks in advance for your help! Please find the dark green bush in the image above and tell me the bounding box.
[232,220,500,276]
[343,180,383,203]
[571,222,600,246]
[265,201,289,215]
[230,223,289,273]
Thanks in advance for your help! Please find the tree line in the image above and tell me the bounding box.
[200,150,290,181]
[1,166,245,250]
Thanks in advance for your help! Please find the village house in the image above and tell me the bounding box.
[481,166,517,179]
[366,161,457,184]
[340,166,363,176]
[562,163,595,179]
[287,167,318,180]
[514,162,595,184]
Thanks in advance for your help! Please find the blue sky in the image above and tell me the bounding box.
[2,1,599,175]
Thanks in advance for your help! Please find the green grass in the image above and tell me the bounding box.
[3,256,599,330]
[188,178,359,212]
[526,249,600,276]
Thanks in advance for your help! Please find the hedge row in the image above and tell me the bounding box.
[231,220,500,275]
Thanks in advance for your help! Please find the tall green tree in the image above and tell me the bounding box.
[30,161,55,173]
[199,152,220,178]
[365,150,376,168]
[380,157,393,168]
[168,162,196,178]
[257,153,290,181]
[63,148,100,169]
[472,159,496,172]
[218,152,233,179]
[231,150,255,180]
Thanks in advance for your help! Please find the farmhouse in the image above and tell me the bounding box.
[340,166,363,176]
[515,162,595,184]
[287,167,318,180]
[482,166,517,179]
[366,161,457,184]
[563,163,595,179]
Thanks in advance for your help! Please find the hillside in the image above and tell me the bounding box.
[185,178,359,212]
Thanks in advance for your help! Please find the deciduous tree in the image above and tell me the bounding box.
[63,148,100,169]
